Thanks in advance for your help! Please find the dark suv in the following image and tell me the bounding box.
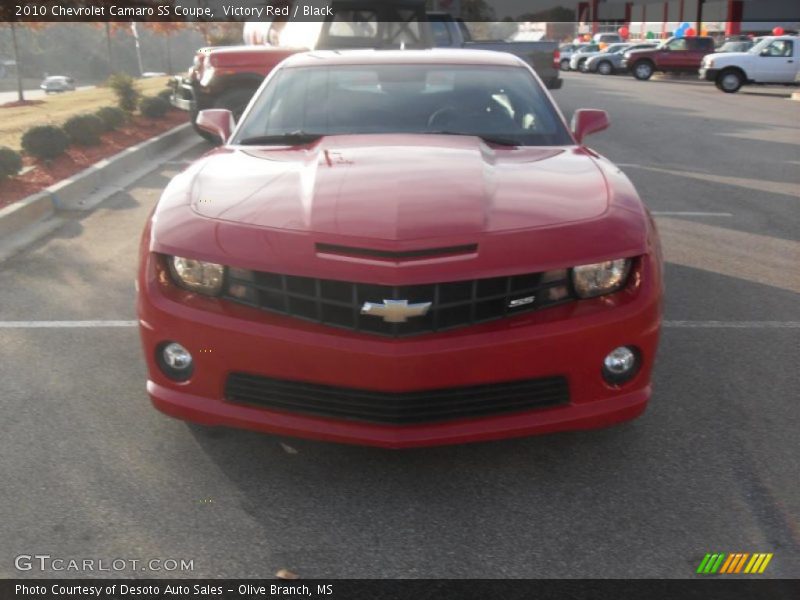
[622,36,716,80]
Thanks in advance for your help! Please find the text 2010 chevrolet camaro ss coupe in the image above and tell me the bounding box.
[137,49,663,448]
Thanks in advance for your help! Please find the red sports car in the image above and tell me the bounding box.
[137,49,663,448]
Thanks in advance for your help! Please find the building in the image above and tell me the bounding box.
[576,0,799,36]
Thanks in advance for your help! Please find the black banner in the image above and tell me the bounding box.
[2,0,800,23]
[2,580,800,600]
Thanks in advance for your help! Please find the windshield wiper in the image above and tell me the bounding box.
[427,131,521,147]
[237,131,323,146]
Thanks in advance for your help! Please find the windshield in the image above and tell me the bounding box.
[233,64,573,147]
[748,37,773,54]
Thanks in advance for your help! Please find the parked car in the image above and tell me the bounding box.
[700,35,800,92]
[139,48,663,448]
[578,43,632,73]
[585,42,657,75]
[40,76,75,93]
[593,33,623,45]
[716,40,754,53]
[622,36,716,80]
[567,43,601,71]
[558,42,589,71]
[172,2,562,143]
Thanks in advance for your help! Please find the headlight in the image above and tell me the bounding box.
[571,259,632,298]
[168,256,225,296]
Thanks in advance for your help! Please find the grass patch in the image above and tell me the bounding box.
[0,77,172,150]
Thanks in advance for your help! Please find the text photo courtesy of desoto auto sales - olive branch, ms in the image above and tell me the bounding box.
[0,0,799,598]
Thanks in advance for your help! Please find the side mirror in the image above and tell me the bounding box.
[571,109,610,144]
[196,109,234,144]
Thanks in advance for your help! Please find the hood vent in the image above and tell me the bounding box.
[315,243,478,261]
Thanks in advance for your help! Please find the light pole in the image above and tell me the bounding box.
[10,21,24,102]
[131,22,144,76]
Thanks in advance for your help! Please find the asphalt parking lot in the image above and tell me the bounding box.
[1,71,798,579]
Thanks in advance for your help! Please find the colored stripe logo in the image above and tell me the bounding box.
[696,553,773,574]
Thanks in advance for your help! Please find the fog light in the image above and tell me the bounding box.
[602,346,640,385]
[157,342,194,381]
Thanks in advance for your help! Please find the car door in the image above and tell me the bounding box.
[683,38,709,70]
[658,37,688,69]
[753,39,797,82]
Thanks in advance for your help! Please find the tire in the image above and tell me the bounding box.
[632,61,654,80]
[213,88,256,121]
[716,69,743,93]
[597,61,613,76]
[560,59,571,71]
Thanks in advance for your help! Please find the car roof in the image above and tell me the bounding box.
[283,48,525,68]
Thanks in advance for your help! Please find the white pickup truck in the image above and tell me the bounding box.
[700,35,800,93]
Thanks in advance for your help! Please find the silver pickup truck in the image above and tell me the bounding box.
[427,13,562,90]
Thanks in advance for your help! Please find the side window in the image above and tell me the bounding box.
[667,38,688,51]
[430,21,452,46]
[763,40,793,57]
[329,13,378,38]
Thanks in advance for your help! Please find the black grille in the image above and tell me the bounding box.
[225,373,570,425]
[224,267,574,337]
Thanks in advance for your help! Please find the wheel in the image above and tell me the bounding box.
[597,60,613,76]
[560,59,571,71]
[427,106,460,131]
[716,69,743,93]
[632,61,654,80]
[214,88,256,121]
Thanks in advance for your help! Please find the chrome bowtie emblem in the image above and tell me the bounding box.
[360,299,432,323]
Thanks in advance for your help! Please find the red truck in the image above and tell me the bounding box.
[171,2,562,142]
[621,35,716,80]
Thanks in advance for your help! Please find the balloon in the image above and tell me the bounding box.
[680,22,690,30]
[685,27,696,37]
[618,26,629,39]
[646,31,654,39]
[701,28,708,36]
[675,29,684,38]
[772,26,785,35]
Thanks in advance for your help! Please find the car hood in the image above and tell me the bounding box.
[186,134,610,240]
[706,51,752,62]
[625,48,658,57]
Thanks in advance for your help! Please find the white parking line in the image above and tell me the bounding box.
[0,320,137,328]
[663,321,800,329]
[652,211,733,217]
[0,320,798,329]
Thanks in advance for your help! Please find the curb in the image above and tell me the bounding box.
[0,122,202,261]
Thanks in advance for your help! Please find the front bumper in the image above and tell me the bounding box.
[169,76,195,112]
[138,255,662,448]
[699,67,719,82]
